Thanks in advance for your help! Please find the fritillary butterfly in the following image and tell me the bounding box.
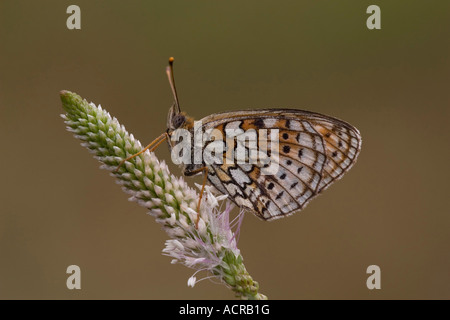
[119,58,362,222]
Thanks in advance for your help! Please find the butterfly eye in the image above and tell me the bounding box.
[171,114,186,129]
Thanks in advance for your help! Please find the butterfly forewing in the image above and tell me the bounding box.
[198,109,361,220]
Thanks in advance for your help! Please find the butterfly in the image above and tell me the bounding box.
[117,58,362,225]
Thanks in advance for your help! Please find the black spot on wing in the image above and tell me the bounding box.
[285,119,290,129]
[253,118,264,129]
[276,191,284,200]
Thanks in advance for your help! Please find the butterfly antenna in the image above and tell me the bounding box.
[166,57,181,113]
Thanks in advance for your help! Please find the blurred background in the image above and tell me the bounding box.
[0,0,449,299]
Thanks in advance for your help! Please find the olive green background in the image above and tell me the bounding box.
[1,1,449,299]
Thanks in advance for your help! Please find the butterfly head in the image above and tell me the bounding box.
[167,104,193,131]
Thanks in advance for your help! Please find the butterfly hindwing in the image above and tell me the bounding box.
[199,109,361,220]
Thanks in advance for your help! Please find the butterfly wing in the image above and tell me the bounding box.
[198,109,362,221]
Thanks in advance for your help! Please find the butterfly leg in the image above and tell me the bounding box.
[114,132,168,172]
[187,166,209,229]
